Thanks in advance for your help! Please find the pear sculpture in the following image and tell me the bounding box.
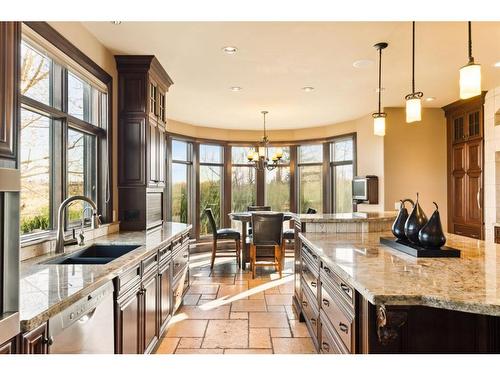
[418,202,446,249]
[392,199,414,241]
[404,193,428,245]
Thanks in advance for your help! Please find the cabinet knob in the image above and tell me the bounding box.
[322,342,330,352]
[43,336,54,346]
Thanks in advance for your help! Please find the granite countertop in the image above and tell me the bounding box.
[19,222,191,332]
[299,231,500,317]
[294,211,397,223]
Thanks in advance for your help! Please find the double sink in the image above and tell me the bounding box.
[43,244,140,265]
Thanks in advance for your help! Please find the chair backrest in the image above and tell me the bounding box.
[251,213,284,246]
[247,205,271,212]
[306,208,317,214]
[204,208,218,236]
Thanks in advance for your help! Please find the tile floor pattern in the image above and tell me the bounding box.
[155,252,316,354]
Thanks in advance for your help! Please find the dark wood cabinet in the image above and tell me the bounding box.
[115,55,173,230]
[142,271,159,354]
[443,94,485,240]
[0,337,17,354]
[159,261,172,333]
[21,322,50,354]
[115,283,142,354]
[0,22,20,169]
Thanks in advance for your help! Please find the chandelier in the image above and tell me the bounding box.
[247,111,283,171]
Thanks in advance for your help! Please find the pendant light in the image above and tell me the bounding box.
[373,42,388,136]
[459,21,481,99]
[405,22,423,123]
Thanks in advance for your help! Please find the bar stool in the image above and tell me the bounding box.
[205,208,241,269]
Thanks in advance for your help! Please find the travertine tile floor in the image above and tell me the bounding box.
[155,252,316,354]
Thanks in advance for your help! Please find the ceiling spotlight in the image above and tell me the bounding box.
[353,59,374,69]
[111,21,122,25]
[425,97,436,102]
[230,86,242,91]
[302,86,314,92]
[222,46,238,54]
[494,61,500,68]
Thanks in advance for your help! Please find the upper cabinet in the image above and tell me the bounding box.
[0,22,20,169]
[115,55,173,230]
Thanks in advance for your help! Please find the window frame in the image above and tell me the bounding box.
[19,23,113,243]
[329,134,357,213]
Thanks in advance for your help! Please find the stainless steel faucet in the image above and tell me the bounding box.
[56,196,101,254]
[78,206,94,246]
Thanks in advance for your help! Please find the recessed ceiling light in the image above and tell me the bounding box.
[353,59,374,68]
[111,21,122,25]
[494,61,500,68]
[230,86,242,92]
[425,97,436,102]
[222,46,238,54]
[302,86,314,92]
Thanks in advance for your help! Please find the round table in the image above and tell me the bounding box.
[228,211,294,269]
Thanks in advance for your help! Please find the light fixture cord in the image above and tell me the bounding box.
[412,21,415,93]
[468,21,474,63]
[378,46,382,114]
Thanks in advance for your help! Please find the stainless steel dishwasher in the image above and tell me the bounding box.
[48,281,114,354]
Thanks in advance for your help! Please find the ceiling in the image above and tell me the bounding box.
[82,21,500,130]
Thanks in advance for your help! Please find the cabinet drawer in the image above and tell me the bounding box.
[320,263,354,309]
[115,263,141,297]
[172,271,187,314]
[454,224,481,239]
[141,251,159,277]
[301,258,319,300]
[320,312,349,354]
[320,283,354,352]
[172,246,189,280]
[301,285,319,341]
[159,243,172,262]
[301,244,320,270]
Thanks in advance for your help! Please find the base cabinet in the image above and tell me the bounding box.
[116,284,142,354]
[21,322,50,354]
[159,261,172,333]
[143,272,159,354]
[0,337,17,354]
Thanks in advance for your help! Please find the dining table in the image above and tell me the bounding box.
[228,211,294,270]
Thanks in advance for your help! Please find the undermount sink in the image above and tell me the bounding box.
[43,244,140,265]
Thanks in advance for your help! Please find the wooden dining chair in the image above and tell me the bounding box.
[249,212,284,279]
[247,206,271,236]
[283,207,317,241]
[205,208,241,269]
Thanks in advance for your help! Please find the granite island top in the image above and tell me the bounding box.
[19,222,191,332]
[299,231,500,317]
[294,211,396,223]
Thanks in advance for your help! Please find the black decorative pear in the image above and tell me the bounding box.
[392,199,414,240]
[404,193,428,244]
[418,202,446,249]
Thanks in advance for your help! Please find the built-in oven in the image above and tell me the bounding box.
[0,168,21,344]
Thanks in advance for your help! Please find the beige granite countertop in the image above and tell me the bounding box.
[19,222,191,332]
[294,211,396,223]
[299,231,500,317]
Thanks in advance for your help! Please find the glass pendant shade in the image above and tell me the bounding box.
[373,116,386,136]
[406,97,422,123]
[459,63,481,99]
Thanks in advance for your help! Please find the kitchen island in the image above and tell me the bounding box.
[295,230,500,353]
[17,222,191,354]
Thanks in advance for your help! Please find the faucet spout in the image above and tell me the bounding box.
[56,196,100,254]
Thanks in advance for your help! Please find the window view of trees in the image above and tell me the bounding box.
[171,140,191,224]
[298,144,323,213]
[265,147,290,212]
[231,147,256,213]
[19,38,108,236]
[331,137,354,213]
[199,144,223,235]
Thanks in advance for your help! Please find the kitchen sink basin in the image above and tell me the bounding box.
[43,244,140,265]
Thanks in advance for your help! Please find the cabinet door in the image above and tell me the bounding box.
[148,80,157,117]
[451,143,466,224]
[465,139,483,228]
[22,322,49,354]
[157,127,166,186]
[148,124,158,185]
[0,337,17,354]
[0,22,20,167]
[116,287,142,354]
[158,89,166,127]
[452,114,465,144]
[143,274,159,353]
[466,110,482,140]
[159,262,172,333]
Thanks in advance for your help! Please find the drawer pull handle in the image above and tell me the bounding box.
[322,298,330,307]
[324,266,331,274]
[339,322,349,333]
[310,281,317,288]
[312,254,318,260]
[340,283,350,295]
[302,301,308,307]
[174,262,180,267]
[322,342,330,352]
[311,318,317,326]
[183,254,189,258]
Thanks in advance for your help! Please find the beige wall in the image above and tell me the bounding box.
[48,22,119,222]
[383,107,447,228]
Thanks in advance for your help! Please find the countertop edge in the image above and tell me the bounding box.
[20,224,192,332]
[298,233,500,317]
